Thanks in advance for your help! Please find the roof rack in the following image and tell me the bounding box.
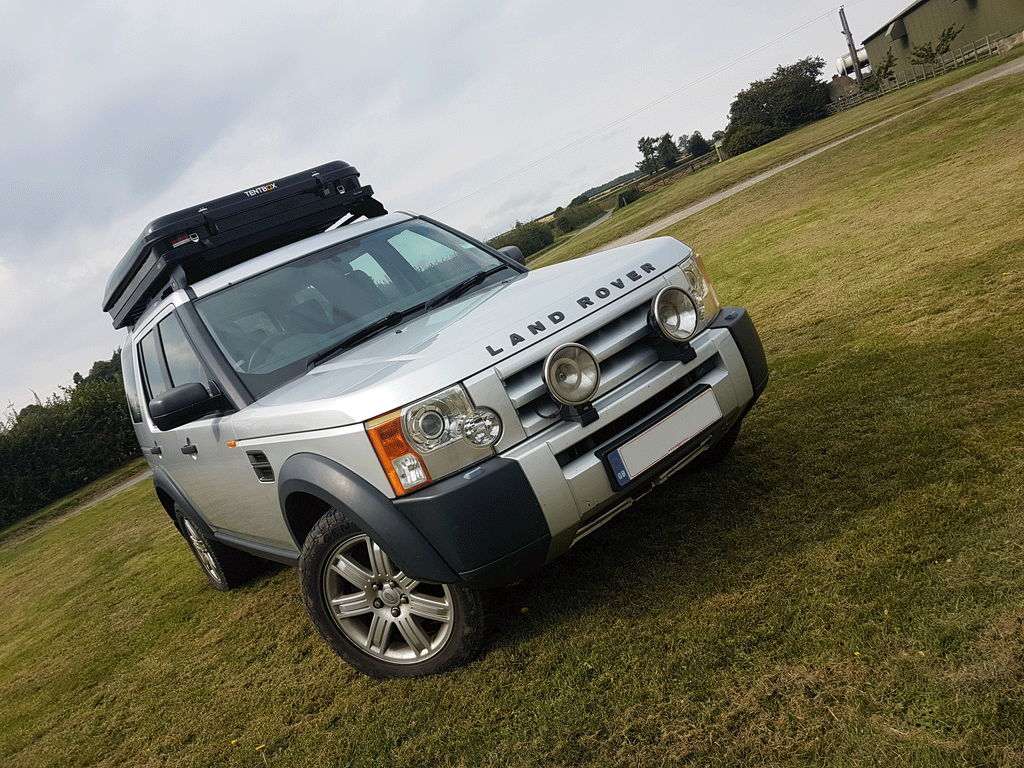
[103,161,387,329]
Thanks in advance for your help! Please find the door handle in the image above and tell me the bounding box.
[181,440,198,456]
[147,443,162,456]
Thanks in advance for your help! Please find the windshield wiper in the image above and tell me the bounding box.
[307,305,424,367]
[424,265,511,311]
[308,265,512,367]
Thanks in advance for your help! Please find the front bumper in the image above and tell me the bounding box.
[394,307,767,590]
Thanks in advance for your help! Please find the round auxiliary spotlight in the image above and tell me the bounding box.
[651,286,699,342]
[462,408,502,448]
[543,343,601,406]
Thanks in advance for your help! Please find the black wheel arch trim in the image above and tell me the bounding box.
[277,453,458,584]
[152,465,209,535]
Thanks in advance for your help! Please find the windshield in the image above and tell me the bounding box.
[194,219,508,398]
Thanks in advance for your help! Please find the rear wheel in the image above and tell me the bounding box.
[299,508,490,678]
[174,505,261,591]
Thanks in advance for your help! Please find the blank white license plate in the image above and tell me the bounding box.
[606,389,722,486]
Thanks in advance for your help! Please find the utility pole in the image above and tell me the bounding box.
[839,6,864,88]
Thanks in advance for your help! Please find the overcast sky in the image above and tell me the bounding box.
[0,0,902,414]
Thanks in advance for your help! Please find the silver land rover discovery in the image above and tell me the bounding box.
[103,161,768,677]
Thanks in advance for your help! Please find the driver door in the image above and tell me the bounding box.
[138,311,255,536]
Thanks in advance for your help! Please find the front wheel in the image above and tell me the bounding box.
[299,508,490,678]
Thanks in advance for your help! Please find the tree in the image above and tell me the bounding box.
[657,133,681,169]
[86,351,121,384]
[869,48,896,87]
[684,131,711,158]
[936,24,965,56]
[636,133,682,174]
[722,56,830,156]
[910,24,965,65]
[17,403,45,422]
[635,136,660,175]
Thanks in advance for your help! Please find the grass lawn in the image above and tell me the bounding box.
[2,59,1023,767]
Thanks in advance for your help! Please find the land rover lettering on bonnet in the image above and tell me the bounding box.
[103,161,767,678]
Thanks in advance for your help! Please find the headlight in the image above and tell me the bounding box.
[651,287,699,342]
[462,408,502,447]
[682,252,721,322]
[543,343,601,406]
[367,385,502,495]
[650,252,722,343]
[403,388,471,454]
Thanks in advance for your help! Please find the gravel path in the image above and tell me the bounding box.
[73,469,153,516]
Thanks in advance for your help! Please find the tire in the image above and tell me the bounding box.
[174,505,261,591]
[299,507,490,678]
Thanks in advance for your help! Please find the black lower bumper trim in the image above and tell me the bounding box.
[711,307,769,400]
[396,458,551,590]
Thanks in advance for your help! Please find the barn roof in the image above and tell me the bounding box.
[862,0,931,45]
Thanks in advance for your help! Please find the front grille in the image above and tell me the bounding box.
[496,288,721,474]
[503,300,655,436]
[554,356,718,467]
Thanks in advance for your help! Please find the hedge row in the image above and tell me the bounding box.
[0,368,138,529]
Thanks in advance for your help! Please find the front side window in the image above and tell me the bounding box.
[158,314,206,391]
[121,343,143,424]
[195,219,513,398]
[139,328,170,400]
[138,312,209,407]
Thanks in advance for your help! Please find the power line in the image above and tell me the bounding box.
[430,9,837,216]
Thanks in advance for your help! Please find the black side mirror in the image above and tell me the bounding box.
[149,382,224,431]
[498,245,526,266]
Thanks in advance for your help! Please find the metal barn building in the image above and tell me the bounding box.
[863,0,1024,78]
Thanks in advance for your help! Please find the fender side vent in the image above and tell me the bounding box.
[246,451,275,483]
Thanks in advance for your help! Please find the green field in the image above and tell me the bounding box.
[3,57,1024,767]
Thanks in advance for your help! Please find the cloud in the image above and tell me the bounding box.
[0,0,902,411]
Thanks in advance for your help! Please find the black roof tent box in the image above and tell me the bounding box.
[103,161,387,329]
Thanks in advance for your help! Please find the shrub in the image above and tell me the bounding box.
[0,362,138,529]
[554,202,605,234]
[487,220,554,258]
[722,123,782,156]
[617,186,643,208]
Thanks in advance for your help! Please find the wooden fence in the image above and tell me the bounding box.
[636,152,720,193]
[879,35,1001,94]
[828,34,1003,115]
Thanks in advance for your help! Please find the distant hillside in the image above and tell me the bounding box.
[579,169,645,200]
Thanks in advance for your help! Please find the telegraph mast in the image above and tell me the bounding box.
[839,6,864,87]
